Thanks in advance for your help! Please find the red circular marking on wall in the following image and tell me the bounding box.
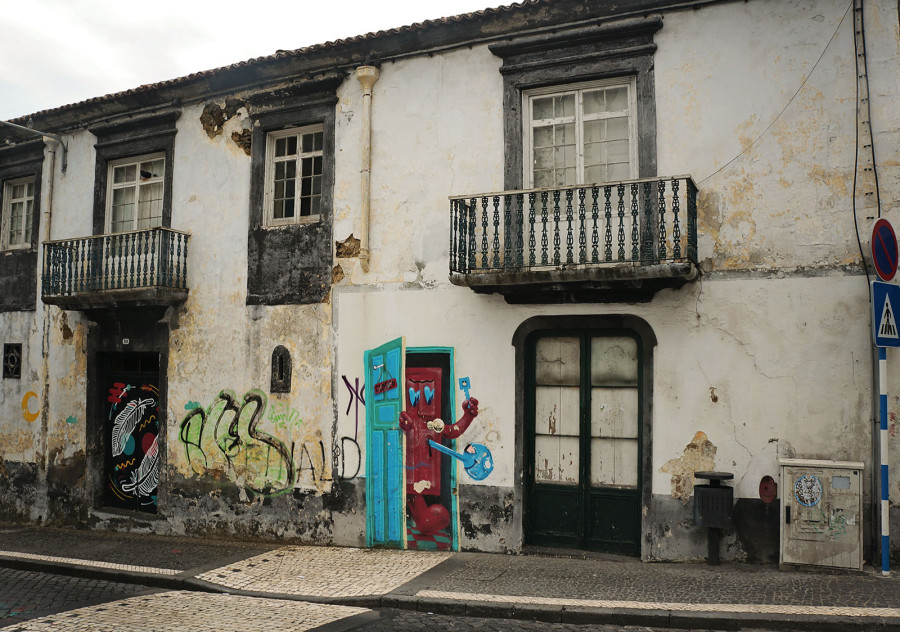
[759,475,777,505]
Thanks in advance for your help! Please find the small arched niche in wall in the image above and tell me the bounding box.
[271,345,292,393]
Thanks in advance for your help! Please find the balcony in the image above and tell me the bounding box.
[449,176,700,303]
[42,227,190,310]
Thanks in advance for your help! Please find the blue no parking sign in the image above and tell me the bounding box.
[872,219,898,282]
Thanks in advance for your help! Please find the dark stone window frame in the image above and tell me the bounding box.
[489,16,663,191]
[270,345,292,393]
[0,139,44,312]
[89,109,180,235]
[2,342,23,379]
[246,76,341,306]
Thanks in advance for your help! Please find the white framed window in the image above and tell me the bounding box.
[524,78,638,188]
[1,176,35,250]
[264,125,323,226]
[105,153,165,233]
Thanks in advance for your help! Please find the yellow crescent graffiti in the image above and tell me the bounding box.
[22,391,39,423]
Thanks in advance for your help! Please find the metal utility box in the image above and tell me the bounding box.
[779,459,864,571]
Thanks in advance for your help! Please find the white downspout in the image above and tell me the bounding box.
[356,66,379,273]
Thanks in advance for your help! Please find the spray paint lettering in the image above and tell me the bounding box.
[341,375,365,440]
[179,389,295,496]
[267,401,302,431]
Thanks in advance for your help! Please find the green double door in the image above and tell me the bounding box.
[525,332,642,556]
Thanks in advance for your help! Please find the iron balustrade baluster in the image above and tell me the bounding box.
[152,230,160,285]
[458,202,468,273]
[528,193,536,267]
[591,187,600,263]
[657,179,668,260]
[115,234,123,289]
[468,198,477,273]
[129,231,136,288]
[565,189,574,264]
[138,231,146,286]
[552,190,561,266]
[617,183,626,261]
[577,187,587,263]
[604,186,613,261]
[503,195,511,269]
[643,181,654,261]
[480,197,489,270]
[631,183,640,261]
[687,178,698,262]
[540,191,549,266]
[492,196,501,269]
[671,178,682,259]
[515,194,525,268]
[176,233,183,287]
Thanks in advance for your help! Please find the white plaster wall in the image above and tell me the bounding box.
[336,274,872,501]
[333,45,504,286]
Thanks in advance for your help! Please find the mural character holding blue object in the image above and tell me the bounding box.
[399,366,479,536]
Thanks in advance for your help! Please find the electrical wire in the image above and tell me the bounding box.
[700,1,853,184]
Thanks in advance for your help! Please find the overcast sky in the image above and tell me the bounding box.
[0,0,511,121]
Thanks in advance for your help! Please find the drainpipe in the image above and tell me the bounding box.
[356,66,379,273]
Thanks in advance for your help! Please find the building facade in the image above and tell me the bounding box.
[1,0,899,564]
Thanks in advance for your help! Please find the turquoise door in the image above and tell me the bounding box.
[364,337,405,547]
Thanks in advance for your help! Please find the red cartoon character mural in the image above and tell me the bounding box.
[399,366,479,541]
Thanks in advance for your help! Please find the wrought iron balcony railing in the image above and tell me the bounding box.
[42,227,189,304]
[450,176,697,275]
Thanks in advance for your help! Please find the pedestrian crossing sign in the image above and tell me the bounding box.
[873,281,900,347]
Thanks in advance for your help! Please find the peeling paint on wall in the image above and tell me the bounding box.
[660,431,717,505]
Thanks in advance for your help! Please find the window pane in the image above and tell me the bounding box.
[283,198,294,218]
[606,87,628,111]
[301,178,311,196]
[607,117,629,141]
[286,160,296,179]
[311,175,321,195]
[11,183,25,198]
[286,136,297,156]
[584,165,604,184]
[26,181,34,197]
[310,195,321,216]
[591,337,638,385]
[535,435,579,484]
[556,94,575,117]
[584,119,604,144]
[582,90,605,115]
[535,385,580,436]
[535,337,580,385]
[608,139,630,163]
[140,159,164,179]
[533,125,554,148]
[113,164,136,184]
[275,137,288,157]
[274,181,285,200]
[274,199,285,219]
[284,179,295,200]
[591,387,639,438]
[300,196,311,217]
[313,131,323,151]
[533,96,555,120]
[23,199,33,243]
[608,162,630,181]
[302,132,314,153]
[275,161,286,180]
[590,438,638,487]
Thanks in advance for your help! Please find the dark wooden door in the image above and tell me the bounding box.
[526,332,641,555]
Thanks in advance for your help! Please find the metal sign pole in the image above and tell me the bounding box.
[879,346,891,576]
